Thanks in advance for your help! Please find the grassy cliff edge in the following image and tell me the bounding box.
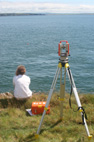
[0,92,94,142]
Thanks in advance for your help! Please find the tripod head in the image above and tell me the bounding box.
[58,40,69,63]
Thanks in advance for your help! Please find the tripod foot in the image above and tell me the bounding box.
[88,135,92,140]
[59,117,63,121]
[59,97,64,101]
[35,134,39,139]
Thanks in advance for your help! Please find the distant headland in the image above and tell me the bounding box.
[0,13,94,16]
[0,13,46,16]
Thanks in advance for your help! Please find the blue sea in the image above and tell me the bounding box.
[0,14,94,94]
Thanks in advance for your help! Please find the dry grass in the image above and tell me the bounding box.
[0,92,94,142]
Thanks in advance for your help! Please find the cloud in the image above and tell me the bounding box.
[0,2,94,13]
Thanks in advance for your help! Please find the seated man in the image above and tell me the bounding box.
[13,65,32,100]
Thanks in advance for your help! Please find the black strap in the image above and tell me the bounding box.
[69,85,72,108]
[67,67,88,124]
[78,107,88,125]
[68,67,73,109]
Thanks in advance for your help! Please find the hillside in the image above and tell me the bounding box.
[0,92,94,142]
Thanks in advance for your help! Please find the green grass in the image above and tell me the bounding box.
[0,92,94,142]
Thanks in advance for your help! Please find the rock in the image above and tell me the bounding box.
[0,92,13,99]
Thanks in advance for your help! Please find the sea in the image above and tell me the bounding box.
[0,14,94,94]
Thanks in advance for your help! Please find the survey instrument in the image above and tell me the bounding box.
[35,40,92,140]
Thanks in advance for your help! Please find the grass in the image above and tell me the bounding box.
[0,92,94,142]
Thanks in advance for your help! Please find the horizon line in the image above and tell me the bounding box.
[0,12,94,16]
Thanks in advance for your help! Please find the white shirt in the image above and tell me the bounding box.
[13,74,32,99]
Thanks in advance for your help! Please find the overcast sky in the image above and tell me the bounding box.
[0,0,94,13]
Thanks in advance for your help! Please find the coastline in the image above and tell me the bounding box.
[0,13,94,17]
[0,91,94,100]
[0,13,45,16]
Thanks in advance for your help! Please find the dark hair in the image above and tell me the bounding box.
[16,65,26,76]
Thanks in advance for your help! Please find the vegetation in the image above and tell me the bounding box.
[0,92,94,142]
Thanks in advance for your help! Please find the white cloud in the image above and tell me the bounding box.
[0,2,94,13]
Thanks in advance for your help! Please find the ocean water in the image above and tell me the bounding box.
[0,14,94,94]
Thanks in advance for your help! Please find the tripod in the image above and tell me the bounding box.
[35,41,92,140]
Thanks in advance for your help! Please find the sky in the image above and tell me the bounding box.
[0,0,94,13]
